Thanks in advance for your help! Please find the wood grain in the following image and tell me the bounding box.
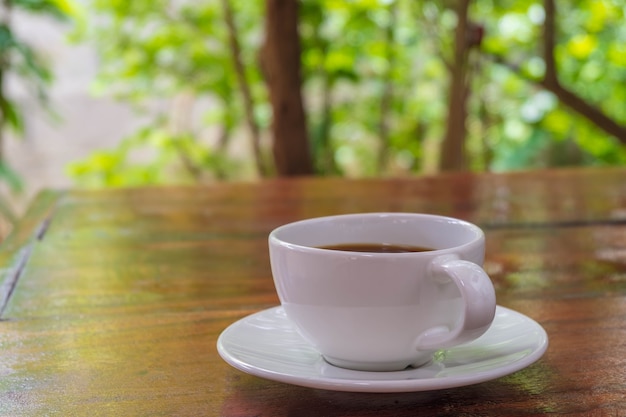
[1,167,625,416]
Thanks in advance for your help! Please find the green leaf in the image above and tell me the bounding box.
[0,162,24,193]
[542,108,572,138]
[12,0,71,20]
[607,44,626,67]
[0,25,15,51]
[567,34,598,60]
[0,98,25,135]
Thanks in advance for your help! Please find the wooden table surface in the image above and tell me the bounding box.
[1,167,625,416]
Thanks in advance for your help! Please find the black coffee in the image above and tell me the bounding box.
[318,243,434,253]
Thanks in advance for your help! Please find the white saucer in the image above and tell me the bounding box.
[217,305,548,393]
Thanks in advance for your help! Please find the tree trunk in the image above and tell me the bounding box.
[261,0,314,176]
[440,0,471,171]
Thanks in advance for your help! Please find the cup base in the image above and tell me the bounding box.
[322,354,432,372]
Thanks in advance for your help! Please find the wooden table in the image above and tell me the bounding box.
[1,167,625,416]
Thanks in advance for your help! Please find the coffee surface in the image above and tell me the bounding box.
[317,243,434,253]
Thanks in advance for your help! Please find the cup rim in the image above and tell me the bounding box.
[269,212,484,256]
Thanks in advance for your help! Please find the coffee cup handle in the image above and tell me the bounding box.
[415,255,496,351]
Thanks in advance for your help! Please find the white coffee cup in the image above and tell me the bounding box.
[268,213,496,372]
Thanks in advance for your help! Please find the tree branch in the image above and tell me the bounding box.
[221,0,268,177]
[543,0,558,86]
[543,82,626,142]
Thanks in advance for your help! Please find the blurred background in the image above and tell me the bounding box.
[1,0,626,237]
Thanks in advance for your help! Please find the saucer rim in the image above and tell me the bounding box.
[217,305,549,393]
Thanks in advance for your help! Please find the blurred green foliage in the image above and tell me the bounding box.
[0,0,74,230]
[67,0,626,187]
[67,0,264,186]
[1,0,74,192]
